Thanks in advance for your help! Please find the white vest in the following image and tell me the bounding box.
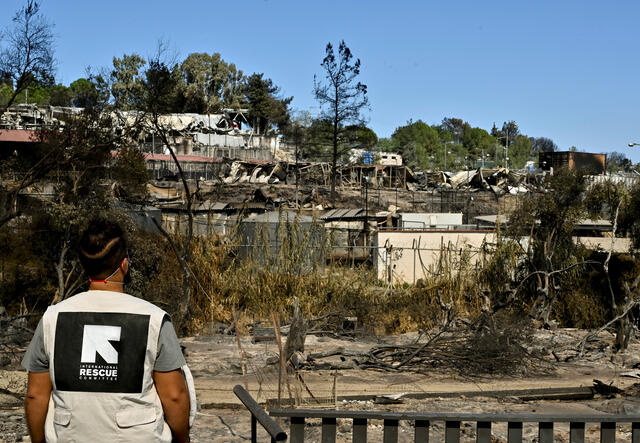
[41,290,194,443]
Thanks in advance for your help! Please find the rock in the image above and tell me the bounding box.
[622,402,640,415]
[337,418,352,433]
[0,355,11,368]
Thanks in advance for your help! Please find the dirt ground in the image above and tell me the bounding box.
[2,328,640,442]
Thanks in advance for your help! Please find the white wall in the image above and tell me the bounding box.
[375,230,631,285]
[573,236,631,253]
[375,230,495,284]
[399,213,463,229]
[379,153,403,166]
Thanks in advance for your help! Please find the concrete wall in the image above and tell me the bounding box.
[162,213,236,237]
[375,230,495,284]
[586,175,640,189]
[399,213,463,229]
[375,230,631,285]
[574,236,631,253]
[379,153,403,166]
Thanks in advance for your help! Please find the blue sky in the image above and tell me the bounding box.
[5,0,640,162]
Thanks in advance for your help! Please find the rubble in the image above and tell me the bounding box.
[0,309,34,371]
[412,167,543,194]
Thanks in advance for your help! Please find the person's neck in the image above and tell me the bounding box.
[88,281,125,293]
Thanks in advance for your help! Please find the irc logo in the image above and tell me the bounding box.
[80,325,121,364]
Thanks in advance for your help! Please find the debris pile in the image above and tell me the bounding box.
[222,161,288,185]
[0,104,81,130]
[265,313,553,377]
[0,306,35,372]
[414,168,544,195]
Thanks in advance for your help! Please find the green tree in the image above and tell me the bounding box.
[49,84,72,106]
[138,57,196,330]
[462,126,496,160]
[507,169,588,325]
[343,125,377,149]
[110,54,146,110]
[508,134,533,169]
[490,122,501,138]
[70,77,102,108]
[440,117,468,143]
[300,118,333,161]
[283,111,312,161]
[619,181,640,251]
[11,82,51,105]
[584,179,638,350]
[1,106,119,304]
[111,146,149,200]
[530,137,557,153]
[501,120,519,146]
[0,0,55,110]
[389,120,441,169]
[606,152,632,173]
[178,52,246,113]
[244,73,292,134]
[314,40,369,198]
[378,137,394,152]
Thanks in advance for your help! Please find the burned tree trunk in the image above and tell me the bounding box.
[284,297,306,364]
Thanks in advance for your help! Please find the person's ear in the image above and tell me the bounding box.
[121,257,129,275]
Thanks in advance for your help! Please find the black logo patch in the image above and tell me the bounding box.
[54,312,150,393]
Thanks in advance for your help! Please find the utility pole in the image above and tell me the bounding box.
[505,134,510,169]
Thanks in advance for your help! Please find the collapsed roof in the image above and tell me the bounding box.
[412,168,541,195]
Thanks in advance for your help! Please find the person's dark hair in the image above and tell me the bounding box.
[78,218,127,279]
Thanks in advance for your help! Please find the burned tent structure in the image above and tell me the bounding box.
[321,209,398,263]
[238,210,325,272]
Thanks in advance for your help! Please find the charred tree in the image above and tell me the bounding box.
[313,40,368,199]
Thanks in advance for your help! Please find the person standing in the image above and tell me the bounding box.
[22,218,191,442]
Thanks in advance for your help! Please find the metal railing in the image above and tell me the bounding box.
[233,385,287,442]
[267,408,640,442]
[234,385,640,442]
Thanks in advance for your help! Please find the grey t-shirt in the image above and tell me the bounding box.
[22,315,186,373]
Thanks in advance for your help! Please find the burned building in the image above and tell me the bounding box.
[538,151,606,175]
[238,210,325,273]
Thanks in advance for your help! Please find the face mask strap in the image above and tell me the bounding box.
[89,258,126,285]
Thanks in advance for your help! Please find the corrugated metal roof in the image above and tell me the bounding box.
[475,214,612,229]
[321,208,366,220]
[144,153,220,163]
[474,215,507,224]
[194,202,229,211]
[243,210,315,224]
[211,202,229,210]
